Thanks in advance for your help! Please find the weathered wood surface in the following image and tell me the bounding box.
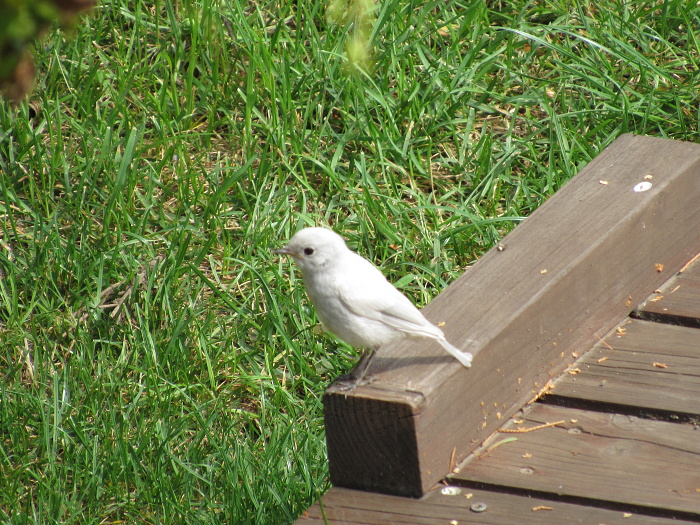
[452,403,700,516]
[296,485,700,524]
[550,318,700,416]
[636,253,700,327]
[324,134,700,496]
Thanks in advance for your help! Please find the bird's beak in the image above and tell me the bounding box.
[274,246,296,256]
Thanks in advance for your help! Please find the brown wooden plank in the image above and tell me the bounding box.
[452,404,700,515]
[637,254,700,327]
[323,134,700,496]
[550,319,700,415]
[295,486,697,524]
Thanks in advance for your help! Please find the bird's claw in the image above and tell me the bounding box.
[332,373,376,393]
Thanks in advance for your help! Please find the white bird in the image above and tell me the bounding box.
[275,227,472,384]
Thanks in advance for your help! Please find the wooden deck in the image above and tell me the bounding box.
[295,135,700,524]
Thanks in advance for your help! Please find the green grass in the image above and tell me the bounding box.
[1,0,698,522]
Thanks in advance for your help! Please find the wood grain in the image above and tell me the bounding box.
[551,319,700,415]
[453,404,700,515]
[323,134,700,496]
[295,486,698,524]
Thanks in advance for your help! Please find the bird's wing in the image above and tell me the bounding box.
[335,254,444,339]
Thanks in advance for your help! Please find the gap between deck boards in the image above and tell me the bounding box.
[446,481,700,523]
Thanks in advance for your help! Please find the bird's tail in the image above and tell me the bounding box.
[437,338,473,367]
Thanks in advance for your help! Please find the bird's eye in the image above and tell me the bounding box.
[303,247,314,256]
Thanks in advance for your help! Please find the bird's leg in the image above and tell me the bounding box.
[350,348,375,384]
[333,348,377,391]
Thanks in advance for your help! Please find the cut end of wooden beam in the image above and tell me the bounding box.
[323,391,424,496]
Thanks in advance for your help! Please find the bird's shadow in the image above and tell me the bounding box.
[368,353,459,374]
[331,353,463,391]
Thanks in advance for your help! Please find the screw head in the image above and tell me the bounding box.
[440,486,461,496]
[470,502,488,512]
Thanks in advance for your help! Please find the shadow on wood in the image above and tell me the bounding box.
[323,134,700,497]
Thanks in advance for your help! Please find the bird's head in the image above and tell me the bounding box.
[274,227,349,273]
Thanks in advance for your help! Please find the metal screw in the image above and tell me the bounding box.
[633,181,652,192]
[441,486,461,496]
[470,502,488,513]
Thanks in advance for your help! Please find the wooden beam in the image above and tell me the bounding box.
[323,134,700,497]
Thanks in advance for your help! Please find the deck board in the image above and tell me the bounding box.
[637,253,700,327]
[296,486,700,524]
[550,318,700,415]
[452,404,700,516]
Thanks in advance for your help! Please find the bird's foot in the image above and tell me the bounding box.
[331,373,376,393]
